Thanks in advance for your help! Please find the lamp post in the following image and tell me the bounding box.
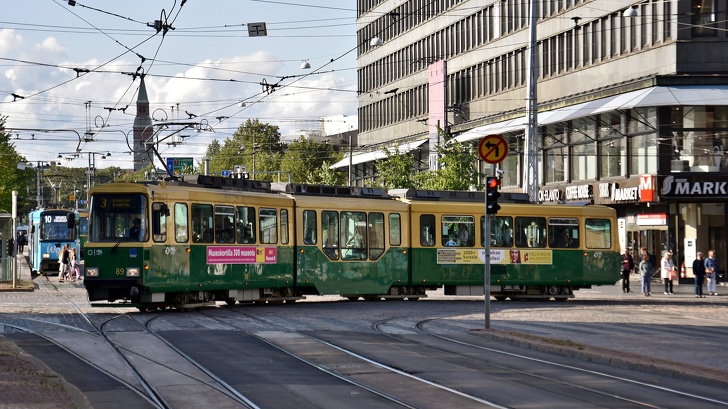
[85,152,108,204]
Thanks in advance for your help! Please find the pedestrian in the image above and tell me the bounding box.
[693,252,706,298]
[621,248,635,293]
[704,250,718,296]
[70,248,81,281]
[16,231,27,254]
[661,251,676,295]
[639,253,652,296]
[57,244,71,282]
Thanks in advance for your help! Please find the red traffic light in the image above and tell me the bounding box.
[486,177,501,190]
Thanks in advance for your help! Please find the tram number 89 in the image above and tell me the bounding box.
[115,268,126,276]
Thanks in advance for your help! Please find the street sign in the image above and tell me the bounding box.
[166,157,194,175]
[247,22,267,37]
[478,134,509,164]
[221,170,231,177]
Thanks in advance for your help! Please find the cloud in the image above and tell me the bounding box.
[0,29,22,54]
[36,37,66,53]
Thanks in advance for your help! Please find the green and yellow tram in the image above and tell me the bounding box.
[84,176,295,309]
[286,184,413,300]
[393,189,621,301]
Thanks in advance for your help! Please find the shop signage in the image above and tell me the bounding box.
[538,188,563,203]
[660,175,728,199]
[565,184,592,201]
[598,183,640,203]
[639,174,656,202]
[636,213,667,226]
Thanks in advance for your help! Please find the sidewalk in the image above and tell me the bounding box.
[0,249,35,292]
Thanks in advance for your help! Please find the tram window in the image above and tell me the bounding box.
[389,213,401,246]
[514,217,546,248]
[369,212,385,260]
[174,203,188,243]
[483,216,513,247]
[280,210,289,244]
[215,205,235,244]
[191,204,214,243]
[548,218,580,248]
[151,202,168,242]
[585,218,612,249]
[236,206,256,244]
[322,211,339,260]
[302,210,317,245]
[89,194,147,242]
[420,214,435,246]
[341,211,367,260]
[259,208,278,244]
[441,215,474,247]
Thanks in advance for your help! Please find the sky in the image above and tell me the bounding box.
[0,0,360,169]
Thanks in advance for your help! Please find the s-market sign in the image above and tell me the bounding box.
[660,175,728,199]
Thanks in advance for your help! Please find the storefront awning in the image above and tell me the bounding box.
[330,139,427,169]
[455,85,728,143]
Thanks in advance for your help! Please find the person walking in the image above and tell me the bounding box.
[70,248,81,281]
[661,251,676,295]
[639,253,653,296]
[57,244,71,282]
[705,250,718,296]
[693,252,706,298]
[621,248,635,293]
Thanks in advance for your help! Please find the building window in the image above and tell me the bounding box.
[692,0,717,36]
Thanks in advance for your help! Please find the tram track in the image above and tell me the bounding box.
[372,316,728,408]
[22,275,260,409]
[202,307,509,408]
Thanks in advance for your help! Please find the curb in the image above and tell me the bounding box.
[471,328,728,389]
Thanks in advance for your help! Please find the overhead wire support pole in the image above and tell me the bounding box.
[523,0,540,203]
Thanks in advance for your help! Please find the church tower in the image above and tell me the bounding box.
[132,76,153,171]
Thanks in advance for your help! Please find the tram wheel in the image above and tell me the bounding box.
[347,296,360,301]
[406,297,420,301]
[494,296,507,301]
[224,298,236,306]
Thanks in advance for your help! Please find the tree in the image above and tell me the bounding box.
[0,115,33,213]
[375,146,418,189]
[280,137,343,183]
[313,161,347,185]
[208,119,283,180]
[417,128,483,191]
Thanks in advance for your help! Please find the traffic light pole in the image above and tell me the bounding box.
[484,183,491,330]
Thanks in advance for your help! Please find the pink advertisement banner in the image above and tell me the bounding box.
[206,246,277,264]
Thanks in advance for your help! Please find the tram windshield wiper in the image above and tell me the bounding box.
[111,234,128,253]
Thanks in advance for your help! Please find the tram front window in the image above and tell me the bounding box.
[89,194,148,242]
[40,212,73,240]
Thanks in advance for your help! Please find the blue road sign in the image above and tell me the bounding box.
[221,170,231,177]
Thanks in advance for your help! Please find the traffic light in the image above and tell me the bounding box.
[486,176,501,215]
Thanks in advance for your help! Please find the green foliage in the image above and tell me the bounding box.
[280,136,343,183]
[208,119,283,180]
[0,116,32,213]
[375,146,418,189]
[313,161,347,185]
[417,129,483,191]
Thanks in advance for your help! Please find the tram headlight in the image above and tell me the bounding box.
[86,267,99,277]
[126,267,140,277]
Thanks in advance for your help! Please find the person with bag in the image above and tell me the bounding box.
[704,249,719,296]
[661,251,676,295]
[639,253,653,297]
[57,244,71,282]
[693,252,706,298]
[621,249,635,293]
